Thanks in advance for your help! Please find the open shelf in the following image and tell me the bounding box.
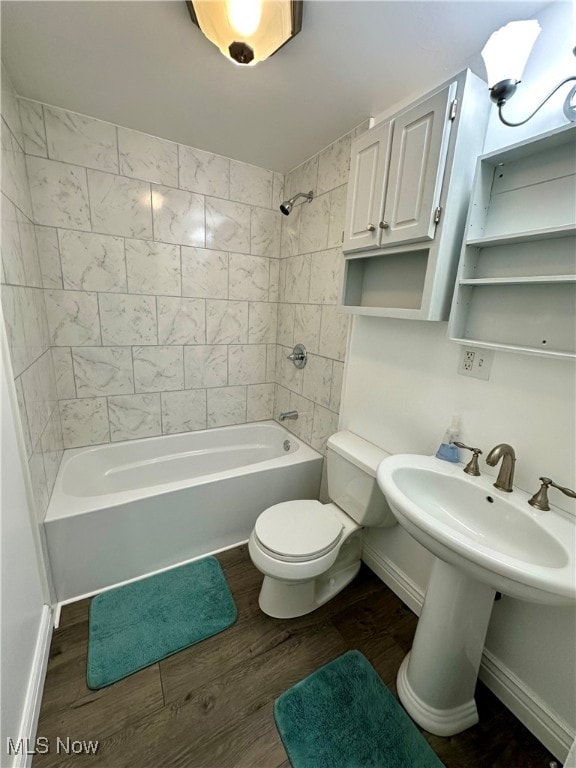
[449,124,576,359]
[342,249,428,312]
[449,336,576,361]
[452,282,576,358]
[461,234,576,281]
[467,225,576,248]
[460,275,576,286]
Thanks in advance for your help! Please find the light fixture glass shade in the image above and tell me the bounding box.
[227,0,262,37]
[481,20,541,86]
[188,0,301,66]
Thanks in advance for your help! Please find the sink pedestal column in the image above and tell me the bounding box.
[397,558,496,736]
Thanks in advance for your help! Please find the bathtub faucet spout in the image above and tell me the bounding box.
[279,411,298,421]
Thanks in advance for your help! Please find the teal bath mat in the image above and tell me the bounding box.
[87,557,237,689]
[274,650,445,768]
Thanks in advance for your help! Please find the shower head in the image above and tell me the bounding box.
[279,190,314,215]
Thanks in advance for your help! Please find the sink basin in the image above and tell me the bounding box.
[376,454,575,738]
[377,454,575,605]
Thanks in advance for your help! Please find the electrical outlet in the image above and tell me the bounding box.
[463,351,475,371]
[458,346,494,380]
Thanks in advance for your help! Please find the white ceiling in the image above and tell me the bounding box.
[1,0,551,172]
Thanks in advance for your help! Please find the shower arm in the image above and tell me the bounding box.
[280,191,314,215]
[290,192,314,205]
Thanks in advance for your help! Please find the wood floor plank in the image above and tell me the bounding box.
[161,605,300,704]
[218,549,263,597]
[215,543,253,570]
[34,665,164,766]
[36,614,164,731]
[33,545,558,768]
[331,588,410,688]
[35,601,164,767]
[49,617,89,661]
[58,598,91,628]
[162,553,386,705]
[61,624,348,768]
[162,701,288,768]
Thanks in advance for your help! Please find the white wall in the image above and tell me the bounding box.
[1,60,53,767]
[1,326,50,767]
[341,0,576,760]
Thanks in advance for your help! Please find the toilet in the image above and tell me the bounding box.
[248,430,396,618]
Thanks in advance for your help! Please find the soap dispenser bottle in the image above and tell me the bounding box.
[435,416,460,463]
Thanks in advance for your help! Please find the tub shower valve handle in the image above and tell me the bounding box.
[528,477,576,511]
[453,442,482,476]
[287,343,307,369]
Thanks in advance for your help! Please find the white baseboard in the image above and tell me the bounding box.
[362,543,424,616]
[13,605,53,768]
[479,650,573,763]
[362,544,574,764]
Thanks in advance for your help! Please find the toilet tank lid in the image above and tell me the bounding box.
[327,431,391,478]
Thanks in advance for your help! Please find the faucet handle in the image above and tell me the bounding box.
[528,477,576,511]
[286,343,307,369]
[453,442,482,476]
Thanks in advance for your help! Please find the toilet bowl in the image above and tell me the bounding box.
[248,431,396,619]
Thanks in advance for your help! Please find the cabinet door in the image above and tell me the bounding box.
[343,120,393,253]
[380,83,456,248]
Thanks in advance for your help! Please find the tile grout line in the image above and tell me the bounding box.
[9,100,347,449]
[115,125,120,174]
[25,208,300,259]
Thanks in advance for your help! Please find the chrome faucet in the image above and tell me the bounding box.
[279,410,298,421]
[486,443,516,492]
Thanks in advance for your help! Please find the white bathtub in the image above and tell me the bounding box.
[44,421,323,602]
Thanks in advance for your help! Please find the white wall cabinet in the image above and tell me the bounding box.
[449,124,576,360]
[344,85,455,253]
[380,86,454,247]
[341,70,490,321]
[344,120,393,252]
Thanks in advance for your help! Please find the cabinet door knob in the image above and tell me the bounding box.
[379,221,390,229]
[366,224,376,232]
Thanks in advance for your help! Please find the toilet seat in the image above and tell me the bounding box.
[254,500,343,563]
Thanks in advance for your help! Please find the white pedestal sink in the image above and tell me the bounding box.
[377,454,575,736]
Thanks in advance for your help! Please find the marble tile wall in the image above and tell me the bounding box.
[16,96,283,450]
[274,121,369,457]
[1,63,64,520]
[4,65,371,514]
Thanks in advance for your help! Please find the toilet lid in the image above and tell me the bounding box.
[255,501,343,562]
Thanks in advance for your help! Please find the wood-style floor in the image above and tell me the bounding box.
[33,545,557,768]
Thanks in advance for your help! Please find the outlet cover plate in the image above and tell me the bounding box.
[457,347,494,380]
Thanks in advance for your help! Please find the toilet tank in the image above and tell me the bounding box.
[326,431,396,527]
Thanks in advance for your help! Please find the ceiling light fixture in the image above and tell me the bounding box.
[481,20,576,126]
[186,0,303,66]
